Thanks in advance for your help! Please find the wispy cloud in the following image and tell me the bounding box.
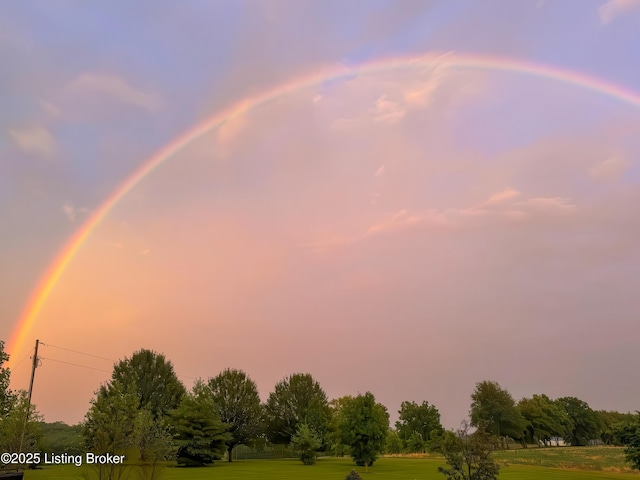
[8,126,57,159]
[66,73,161,110]
[482,188,522,206]
[366,209,427,235]
[374,165,386,177]
[370,94,406,124]
[61,202,89,222]
[307,189,578,250]
[598,0,640,24]
[517,197,576,212]
[62,202,76,222]
[589,153,632,181]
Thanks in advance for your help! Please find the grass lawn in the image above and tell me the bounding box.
[22,452,640,480]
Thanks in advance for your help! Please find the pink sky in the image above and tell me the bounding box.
[2,1,640,429]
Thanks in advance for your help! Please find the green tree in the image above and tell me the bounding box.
[291,422,321,465]
[84,350,182,479]
[396,400,444,452]
[597,410,637,446]
[204,368,263,461]
[518,394,571,445]
[470,380,528,448]
[108,349,186,419]
[438,421,501,480]
[338,392,389,470]
[132,408,176,480]
[84,380,175,480]
[169,389,228,466]
[385,429,403,454]
[328,396,354,456]
[83,381,140,480]
[264,373,331,446]
[0,340,15,417]
[622,414,640,470]
[37,421,84,456]
[0,390,42,455]
[556,397,600,446]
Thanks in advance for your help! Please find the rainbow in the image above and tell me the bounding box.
[7,51,640,365]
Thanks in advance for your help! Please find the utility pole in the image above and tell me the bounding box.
[18,339,39,455]
[27,339,39,406]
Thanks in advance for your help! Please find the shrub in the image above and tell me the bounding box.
[345,469,363,480]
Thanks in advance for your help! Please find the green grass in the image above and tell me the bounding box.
[21,450,640,480]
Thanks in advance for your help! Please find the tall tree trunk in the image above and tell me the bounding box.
[228,445,233,462]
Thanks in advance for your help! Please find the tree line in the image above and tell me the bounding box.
[1,342,639,478]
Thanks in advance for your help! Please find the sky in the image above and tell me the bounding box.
[1,0,640,429]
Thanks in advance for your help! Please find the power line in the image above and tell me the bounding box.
[40,342,114,362]
[38,341,198,381]
[40,356,111,374]
[12,354,31,369]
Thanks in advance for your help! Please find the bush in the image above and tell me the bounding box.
[345,469,362,480]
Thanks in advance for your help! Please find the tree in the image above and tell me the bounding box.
[0,390,42,455]
[169,389,228,467]
[556,397,600,446]
[0,340,15,417]
[438,420,501,480]
[84,382,176,480]
[108,349,186,419]
[204,368,263,461]
[264,373,331,446]
[385,429,403,454]
[470,381,528,448]
[328,396,354,456]
[518,394,571,445]
[338,392,389,470]
[132,409,177,480]
[396,400,444,452]
[291,422,321,465]
[37,421,84,456]
[597,410,637,446]
[0,343,39,457]
[83,380,142,480]
[623,414,640,470]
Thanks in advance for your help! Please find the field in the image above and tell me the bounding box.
[21,448,640,480]
[495,446,635,473]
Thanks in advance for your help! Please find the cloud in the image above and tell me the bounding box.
[589,154,632,181]
[370,94,406,124]
[61,202,90,222]
[366,209,433,235]
[40,100,61,117]
[352,191,576,241]
[62,202,76,222]
[141,249,151,257]
[8,126,57,159]
[374,165,386,177]
[66,73,161,110]
[598,0,640,24]
[518,197,576,213]
[482,188,522,206]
